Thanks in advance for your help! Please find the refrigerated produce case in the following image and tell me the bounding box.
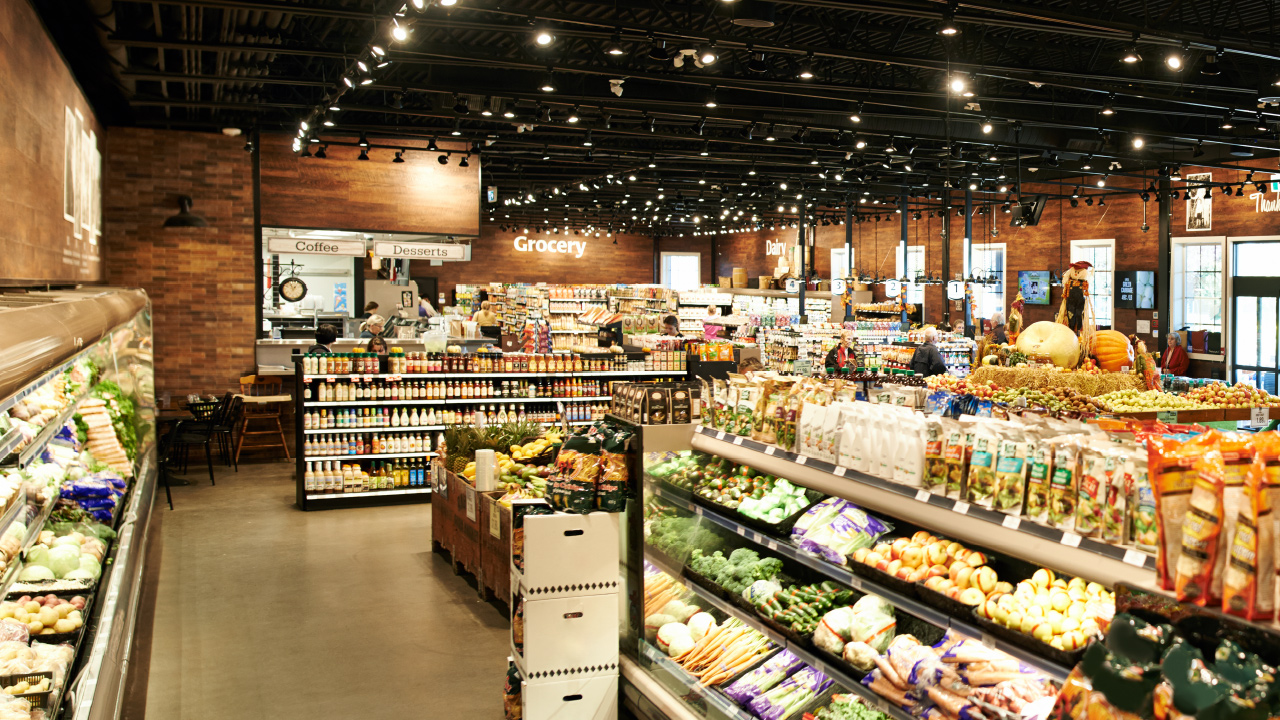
[0,288,156,720]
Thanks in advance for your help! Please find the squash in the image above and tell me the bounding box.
[1015,321,1081,369]
[1092,330,1134,372]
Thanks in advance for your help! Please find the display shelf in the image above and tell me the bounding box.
[304,425,445,434]
[11,393,89,468]
[0,355,83,417]
[638,641,756,720]
[550,329,593,334]
[612,295,669,302]
[306,487,432,500]
[0,428,23,462]
[305,396,614,409]
[0,488,59,600]
[646,481,1072,680]
[689,426,1156,588]
[305,372,640,380]
[782,643,914,720]
[305,452,438,462]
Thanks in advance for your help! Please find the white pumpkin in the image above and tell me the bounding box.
[1015,321,1081,369]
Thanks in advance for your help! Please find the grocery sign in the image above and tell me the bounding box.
[512,235,587,258]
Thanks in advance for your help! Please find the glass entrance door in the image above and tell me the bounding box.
[1233,278,1279,393]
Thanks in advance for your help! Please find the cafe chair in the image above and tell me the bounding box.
[211,393,242,471]
[236,375,292,463]
[172,400,219,486]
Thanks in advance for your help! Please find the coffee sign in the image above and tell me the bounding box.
[372,241,469,260]
[267,237,366,256]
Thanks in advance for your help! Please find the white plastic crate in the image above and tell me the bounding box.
[511,590,619,681]
[522,674,618,720]
[511,511,620,598]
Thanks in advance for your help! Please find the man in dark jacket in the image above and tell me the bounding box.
[910,327,949,377]
[307,324,338,354]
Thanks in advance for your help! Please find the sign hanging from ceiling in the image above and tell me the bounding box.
[372,241,470,260]
[266,237,366,256]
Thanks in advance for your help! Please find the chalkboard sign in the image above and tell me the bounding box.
[1116,271,1156,310]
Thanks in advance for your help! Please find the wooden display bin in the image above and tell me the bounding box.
[431,468,457,563]
[478,490,512,606]
[449,470,482,578]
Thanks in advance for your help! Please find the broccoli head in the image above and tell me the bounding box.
[728,547,760,566]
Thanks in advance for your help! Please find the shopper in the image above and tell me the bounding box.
[662,315,683,337]
[359,314,385,339]
[1162,332,1190,376]
[473,301,500,339]
[362,301,380,319]
[738,357,765,374]
[702,305,723,340]
[988,311,1008,344]
[308,324,339,354]
[910,327,949,377]
[418,297,439,318]
[823,330,863,373]
[366,336,389,371]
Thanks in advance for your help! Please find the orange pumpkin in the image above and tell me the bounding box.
[1092,330,1134,372]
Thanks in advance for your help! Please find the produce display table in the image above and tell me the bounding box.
[431,469,482,577]
[478,490,511,607]
[1107,407,1280,423]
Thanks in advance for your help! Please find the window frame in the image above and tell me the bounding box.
[1069,239,1116,329]
[1170,236,1226,350]
[659,251,702,291]
[967,242,1007,320]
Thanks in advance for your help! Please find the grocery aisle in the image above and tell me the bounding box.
[125,462,510,720]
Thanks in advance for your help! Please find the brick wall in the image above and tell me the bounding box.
[103,128,256,403]
[0,0,103,284]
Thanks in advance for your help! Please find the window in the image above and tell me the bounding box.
[968,243,1006,319]
[660,252,701,291]
[1171,238,1224,336]
[1070,240,1115,328]
[830,248,854,279]
[895,245,925,306]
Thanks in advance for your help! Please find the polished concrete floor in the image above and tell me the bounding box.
[125,461,510,720]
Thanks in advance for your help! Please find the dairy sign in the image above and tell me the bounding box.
[1251,174,1280,214]
[513,235,587,259]
[372,241,469,260]
[765,239,787,256]
[266,237,366,256]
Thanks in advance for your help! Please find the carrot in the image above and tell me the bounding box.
[672,624,727,663]
[681,626,743,667]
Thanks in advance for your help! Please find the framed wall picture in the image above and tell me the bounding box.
[1186,172,1212,232]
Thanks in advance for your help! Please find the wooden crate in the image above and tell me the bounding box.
[478,490,512,607]
[431,468,458,566]
[448,470,482,577]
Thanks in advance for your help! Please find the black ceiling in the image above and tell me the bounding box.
[40,0,1280,235]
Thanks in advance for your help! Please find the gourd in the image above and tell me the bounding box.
[1015,322,1081,369]
[1092,330,1134,372]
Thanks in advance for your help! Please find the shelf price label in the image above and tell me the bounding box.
[915,489,931,503]
[716,431,726,440]
[764,446,776,456]
[1252,406,1270,427]
[953,501,970,515]
[795,455,808,465]
[736,526,746,536]
[733,436,744,446]
[1060,532,1083,548]
[1002,515,1021,530]
[1123,548,1149,567]
[833,467,847,477]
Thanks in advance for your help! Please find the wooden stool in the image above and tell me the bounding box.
[236,375,292,463]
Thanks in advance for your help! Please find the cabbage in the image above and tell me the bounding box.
[47,545,81,578]
[77,555,101,579]
[26,545,49,568]
[62,569,96,582]
[51,536,82,548]
[17,565,54,582]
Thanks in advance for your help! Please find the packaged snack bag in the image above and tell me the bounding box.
[734,381,759,437]
[1102,446,1132,545]
[965,422,1000,508]
[942,423,970,500]
[894,413,926,488]
[1048,438,1082,530]
[1150,432,1220,590]
[820,401,845,462]
[554,434,603,513]
[751,379,775,442]
[1128,449,1157,552]
[597,427,633,512]
[992,429,1029,514]
[1211,433,1254,602]
[1026,437,1055,522]
[1075,443,1113,538]
[1222,453,1275,621]
[1176,449,1226,605]
[922,416,948,493]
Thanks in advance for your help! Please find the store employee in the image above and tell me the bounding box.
[360,314,385,339]
[473,301,501,339]
[308,324,339,354]
[662,315,684,337]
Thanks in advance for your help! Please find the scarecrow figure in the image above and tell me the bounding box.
[1007,291,1025,343]
[1056,260,1097,364]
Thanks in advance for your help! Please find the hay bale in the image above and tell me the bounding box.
[971,366,1145,397]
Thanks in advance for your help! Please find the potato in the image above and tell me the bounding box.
[26,621,41,633]
[55,604,72,618]
[0,607,13,620]
[37,608,58,628]
[22,602,39,614]
[38,628,54,635]
[52,619,75,634]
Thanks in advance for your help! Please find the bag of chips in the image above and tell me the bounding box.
[1049,438,1082,530]
[965,422,1000,508]
[1075,443,1114,538]
[1150,433,1220,590]
[1222,452,1275,621]
[1176,449,1225,605]
[551,434,602,513]
[597,427,634,512]
[922,416,948,494]
[1025,435,1054,523]
[942,422,971,500]
[992,429,1029,515]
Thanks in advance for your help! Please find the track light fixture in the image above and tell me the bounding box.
[453,94,468,114]
[1121,39,1141,63]
[948,75,967,94]
[540,70,556,92]
[1100,96,1116,115]
[1097,175,1108,187]
[358,148,370,161]
[1166,45,1186,70]
[583,130,593,147]
[393,150,404,163]
[747,50,768,73]
[937,7,960,36]
[1132,136,1144,149]
[698,42,718,65]
[314,144,326,159]
[606,30,625,56]
[981,118,993,133]
[648,39,670,61]
[850,101,863,124]
[648,154,657,168]
[700,141,710,156]
[459,154,470,168]
[764,124,777,141]
[358,132,369,147]
[534,26,555,46]
[567,106,580,123]
[451,119,462,136]
[1202,51,1221,75]
[884,137,897,153]
[797,52,815,79]
[704,87,718,109]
